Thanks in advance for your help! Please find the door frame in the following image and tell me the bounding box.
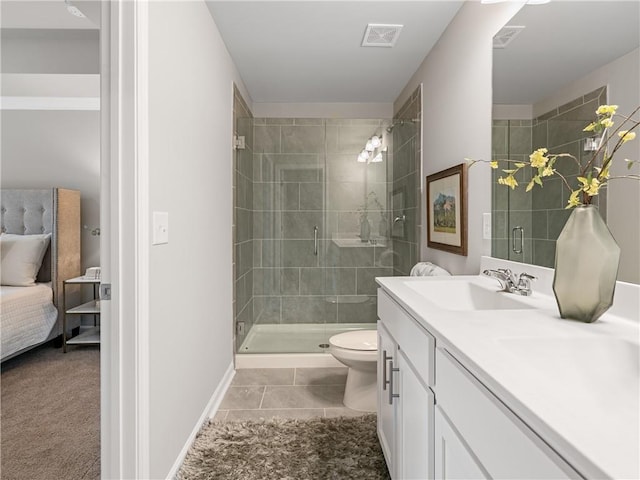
[100,1,151,478]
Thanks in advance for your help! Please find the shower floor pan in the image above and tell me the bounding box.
[238,323,377,354]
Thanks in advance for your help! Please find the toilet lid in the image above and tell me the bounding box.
[329,330,377,351]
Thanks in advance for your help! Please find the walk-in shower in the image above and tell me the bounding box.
[232,85,422,358]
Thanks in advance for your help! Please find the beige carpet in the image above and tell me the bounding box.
[178,414,390,480]
[1,342,100,480]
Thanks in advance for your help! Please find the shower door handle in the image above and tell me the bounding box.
[313,226,318,256]
[512,226,524,254]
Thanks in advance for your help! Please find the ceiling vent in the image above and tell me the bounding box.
[493,25,525,49]
[361,24,403,48]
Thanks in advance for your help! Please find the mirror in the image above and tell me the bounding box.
[491,1,640,283]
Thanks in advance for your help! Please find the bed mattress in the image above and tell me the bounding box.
[1,283,57,360]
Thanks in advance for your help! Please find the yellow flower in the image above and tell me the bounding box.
[529,148,548,168]
[618,130,636,143]
[596,105,618,115]
[600,118,614,128]
[498,176,518,190]
[541,165,554,177]
[489,161,498,169]
[566,189,582,209]
[578,177,601,196]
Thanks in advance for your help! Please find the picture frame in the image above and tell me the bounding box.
[426,163,468,256]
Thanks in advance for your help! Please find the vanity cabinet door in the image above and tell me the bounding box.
[397,347,434,480]
[435,348,577,479]
[435,406,489,480]
[377,322,397,475]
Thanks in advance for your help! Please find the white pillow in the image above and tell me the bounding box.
[1,233,52,286]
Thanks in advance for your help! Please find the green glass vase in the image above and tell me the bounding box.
[552,205,620,323]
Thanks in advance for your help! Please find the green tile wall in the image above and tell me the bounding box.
[252,118,393,327]
[233,86,254,351]
[492,86,607,268]
[392,86,421,275]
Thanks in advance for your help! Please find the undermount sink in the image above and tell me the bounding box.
[405,279,537,311]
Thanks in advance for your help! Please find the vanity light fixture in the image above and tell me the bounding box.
[356,135,385,164]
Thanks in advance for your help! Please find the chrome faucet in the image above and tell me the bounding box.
[482,268,537,296]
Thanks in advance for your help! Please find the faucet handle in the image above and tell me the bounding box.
[518,272,537,281]
[516,272,536,295]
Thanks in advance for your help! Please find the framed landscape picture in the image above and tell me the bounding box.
[426,163,468,256]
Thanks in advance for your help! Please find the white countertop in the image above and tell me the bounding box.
[376,274,639,480]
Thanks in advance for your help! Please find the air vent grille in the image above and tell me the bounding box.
[493,25,525,49]
[362,24,403,48]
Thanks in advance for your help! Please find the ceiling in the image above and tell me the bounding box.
[208,1,640,106]
[206,1,464,103]
[2,1,637,107]
[493,1,640,105]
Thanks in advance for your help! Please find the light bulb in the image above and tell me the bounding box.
[370,136,382,148]
[365,141,374,152]
[372,153,383,163]
[357,151,369,163]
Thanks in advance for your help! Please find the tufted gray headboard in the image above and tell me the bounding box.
[1,189,81,336]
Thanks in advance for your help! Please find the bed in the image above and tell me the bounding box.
[1,189,81,362]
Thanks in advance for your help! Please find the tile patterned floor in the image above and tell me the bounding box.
[215,367,370,422]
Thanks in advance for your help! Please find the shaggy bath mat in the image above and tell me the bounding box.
[177,414,390,480]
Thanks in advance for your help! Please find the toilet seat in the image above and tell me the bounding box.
[329,330,377,351]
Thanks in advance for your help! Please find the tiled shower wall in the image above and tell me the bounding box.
[250,118,393,331]
[233,86,254,351]
[492,87,606,267]
[392,86,422,276]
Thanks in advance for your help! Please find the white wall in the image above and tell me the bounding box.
[533,49,640,283]
[1,28,101,270]
[252,102,392,119]
[1,109,101,269]
[1,29,99,74]
[395,1,525,275]
[147,2,250,477]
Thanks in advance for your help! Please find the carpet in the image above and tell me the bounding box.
[1,342,100,480]
[178,414,390,480]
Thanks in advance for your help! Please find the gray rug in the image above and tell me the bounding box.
[178,414,390,480]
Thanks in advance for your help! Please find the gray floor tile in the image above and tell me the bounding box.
[295,367,348,386]
[212,410,229,421]
[233,368,295,386]
[225,408,324,422]
[324,407,371,418]
[261,385,346,409]
[220,386,265,410]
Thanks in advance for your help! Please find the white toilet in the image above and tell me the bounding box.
[329,329,378,412]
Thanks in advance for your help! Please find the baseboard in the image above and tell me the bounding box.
[235,353,343,369]
[166,362,235,480]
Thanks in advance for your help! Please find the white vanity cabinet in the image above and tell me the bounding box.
[377,289,435,480]
[377,286,582,480]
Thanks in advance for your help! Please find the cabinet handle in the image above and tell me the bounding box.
[388,360,400,405]
[382,349,392,390]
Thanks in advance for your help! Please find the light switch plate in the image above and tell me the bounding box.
[483,213,492,239]
[152,211,169,245]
